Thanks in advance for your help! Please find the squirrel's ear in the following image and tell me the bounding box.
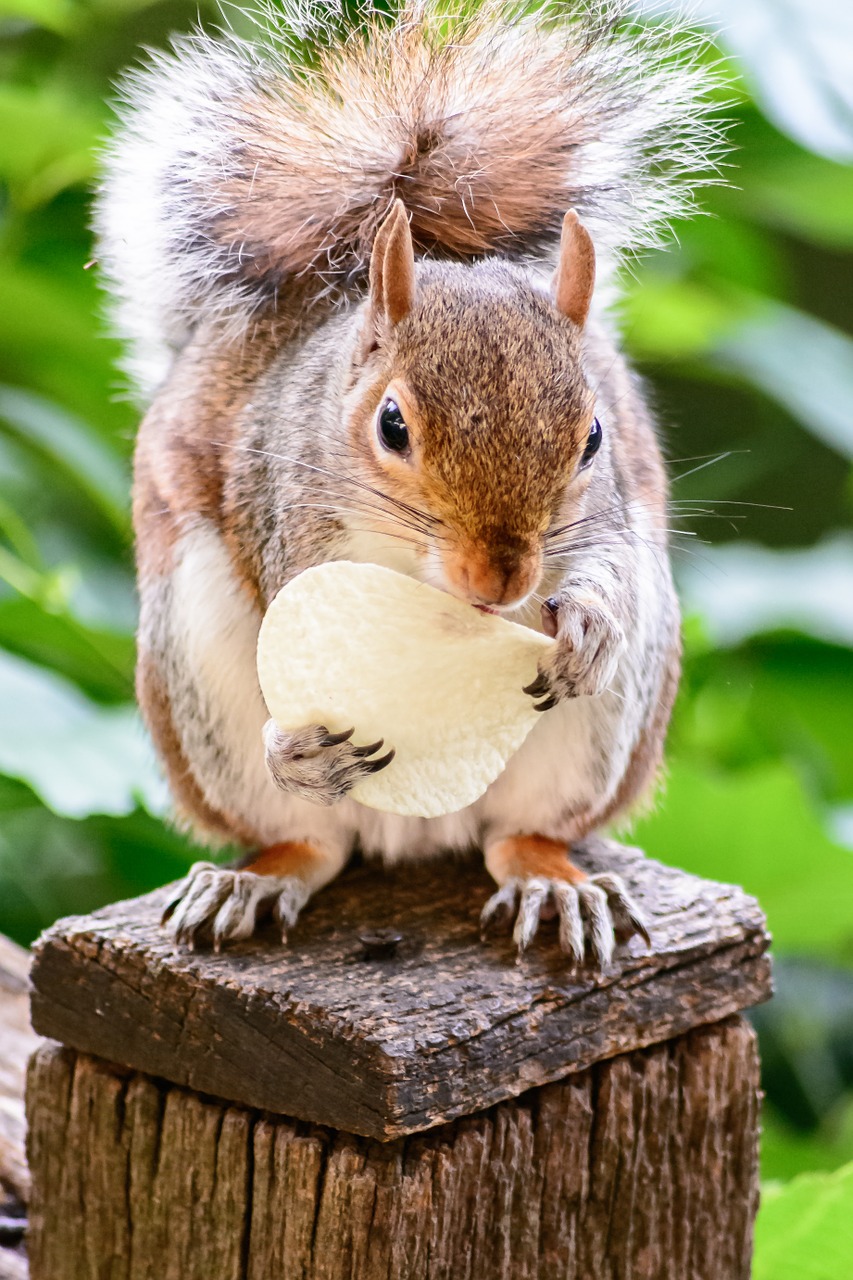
[553,211,595,328]
[368,199,416,328]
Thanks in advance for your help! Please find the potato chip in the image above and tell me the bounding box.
[257,562,552,818]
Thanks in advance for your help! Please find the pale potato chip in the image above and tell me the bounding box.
[256,562,553,819]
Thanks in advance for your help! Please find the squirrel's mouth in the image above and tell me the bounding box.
[473,604,498,616]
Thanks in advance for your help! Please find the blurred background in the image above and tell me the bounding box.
[0,0,851,1268]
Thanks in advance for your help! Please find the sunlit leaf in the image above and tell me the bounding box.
[754,1161,853,1279]
[0,84,99,207]
[620,277,741,359]
[713,303,853,459]
[0,0,75,31]
[0,595,134,701]
[0,650,166,818]
[0,385,130,535]
[761,1099,853,1184]
[665,0,853,162]
[674,634,853,806]
[678,537,853,649]
[745,151,853,250]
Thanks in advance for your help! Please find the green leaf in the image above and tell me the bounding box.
[620,277,742,360]
[0,84,99,207]
[678,538,853,649]
[0,385,130,536]
[0,790,199,946]
[745,151,853,250]
[0,595,134,702]
[676,634,853,807]
[0,649,166,818]
[679,0,853,162]
[713,303,853,459]
[761,1100,853,1184]
[0,0,76,33]
[754,1161,853,1280]
[630,760,853,963]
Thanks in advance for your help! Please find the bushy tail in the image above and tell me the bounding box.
[95,0,726,398]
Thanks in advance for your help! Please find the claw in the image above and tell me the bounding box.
[593,873,651,947]
[320,727,355,746]
[523,672,550,698]
[533,695,558,712]
[480,879,520,935]
[352,737,384,757]
[513,878,549,953]
[578,883,614,968]
[161,861,215,924]
[552,882,584,964]
[366,748,395,773]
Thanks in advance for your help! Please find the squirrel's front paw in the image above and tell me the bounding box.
[263,720,394,805]
[161,861,310,951]
[481,872,649,967]
[524,592,625,709]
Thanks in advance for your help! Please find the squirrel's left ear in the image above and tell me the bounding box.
[553,210,595,328]
[368,199,416,327]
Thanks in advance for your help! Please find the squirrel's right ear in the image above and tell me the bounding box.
[361,200,416,354]
[553,211,596,328]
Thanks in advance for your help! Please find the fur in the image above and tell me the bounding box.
[104,0,718,953]
[95,0,725,398]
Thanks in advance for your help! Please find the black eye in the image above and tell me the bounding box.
[377,399,410,453]
[580,417,602,468]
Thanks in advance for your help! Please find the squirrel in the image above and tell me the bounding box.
[95,0,722,962]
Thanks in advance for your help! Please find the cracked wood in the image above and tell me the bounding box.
[26,1018,761,1280]
[29,839,771,1139]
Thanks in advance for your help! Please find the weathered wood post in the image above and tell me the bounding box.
[25,838,771,1280]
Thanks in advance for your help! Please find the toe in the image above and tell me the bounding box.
[272,878,311,941]
[552,882,584,963]
[577,882,615,968]
[211,872,271,950]
[591,873,651,948]
[161,861,216,925]
[513,877,549,953]
[480,880,520,935]
[171,868,235,946]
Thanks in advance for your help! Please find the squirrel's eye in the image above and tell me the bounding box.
[580,417,602,469]
[377,399,410,453]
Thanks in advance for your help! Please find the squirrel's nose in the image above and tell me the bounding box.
[442,543,541,609]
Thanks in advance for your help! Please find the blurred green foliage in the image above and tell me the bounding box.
[1,0,852,1264]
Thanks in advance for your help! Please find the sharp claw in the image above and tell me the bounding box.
[533,696,558,712]
[591,874,651,948]
[320,727,355,746]
[523,672,550,697]
[513,879,548,953]
[352,738,384,757]
[578,883,614,968]
[366,748,395,773]
[480,880,519,935]
[553,883,584,964]
[160,890,185,926]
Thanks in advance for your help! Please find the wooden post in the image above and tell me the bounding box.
[25,838,771,1279]
[0,935,38,1280]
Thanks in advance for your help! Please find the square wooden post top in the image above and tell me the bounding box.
[30,839,771,1140]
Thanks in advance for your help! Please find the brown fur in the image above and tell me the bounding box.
[243,841,326,878]
[488,834,589,885]
[136,649,257,846]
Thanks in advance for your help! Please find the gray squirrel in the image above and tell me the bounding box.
[95,0,723,961]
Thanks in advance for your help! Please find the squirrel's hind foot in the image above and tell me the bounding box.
[162,856,313,951]
[481,835,650,967]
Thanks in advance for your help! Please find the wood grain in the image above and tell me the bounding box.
[26,1017,761,1280]
[0,935,37,1280]
[30,840,772,1139]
